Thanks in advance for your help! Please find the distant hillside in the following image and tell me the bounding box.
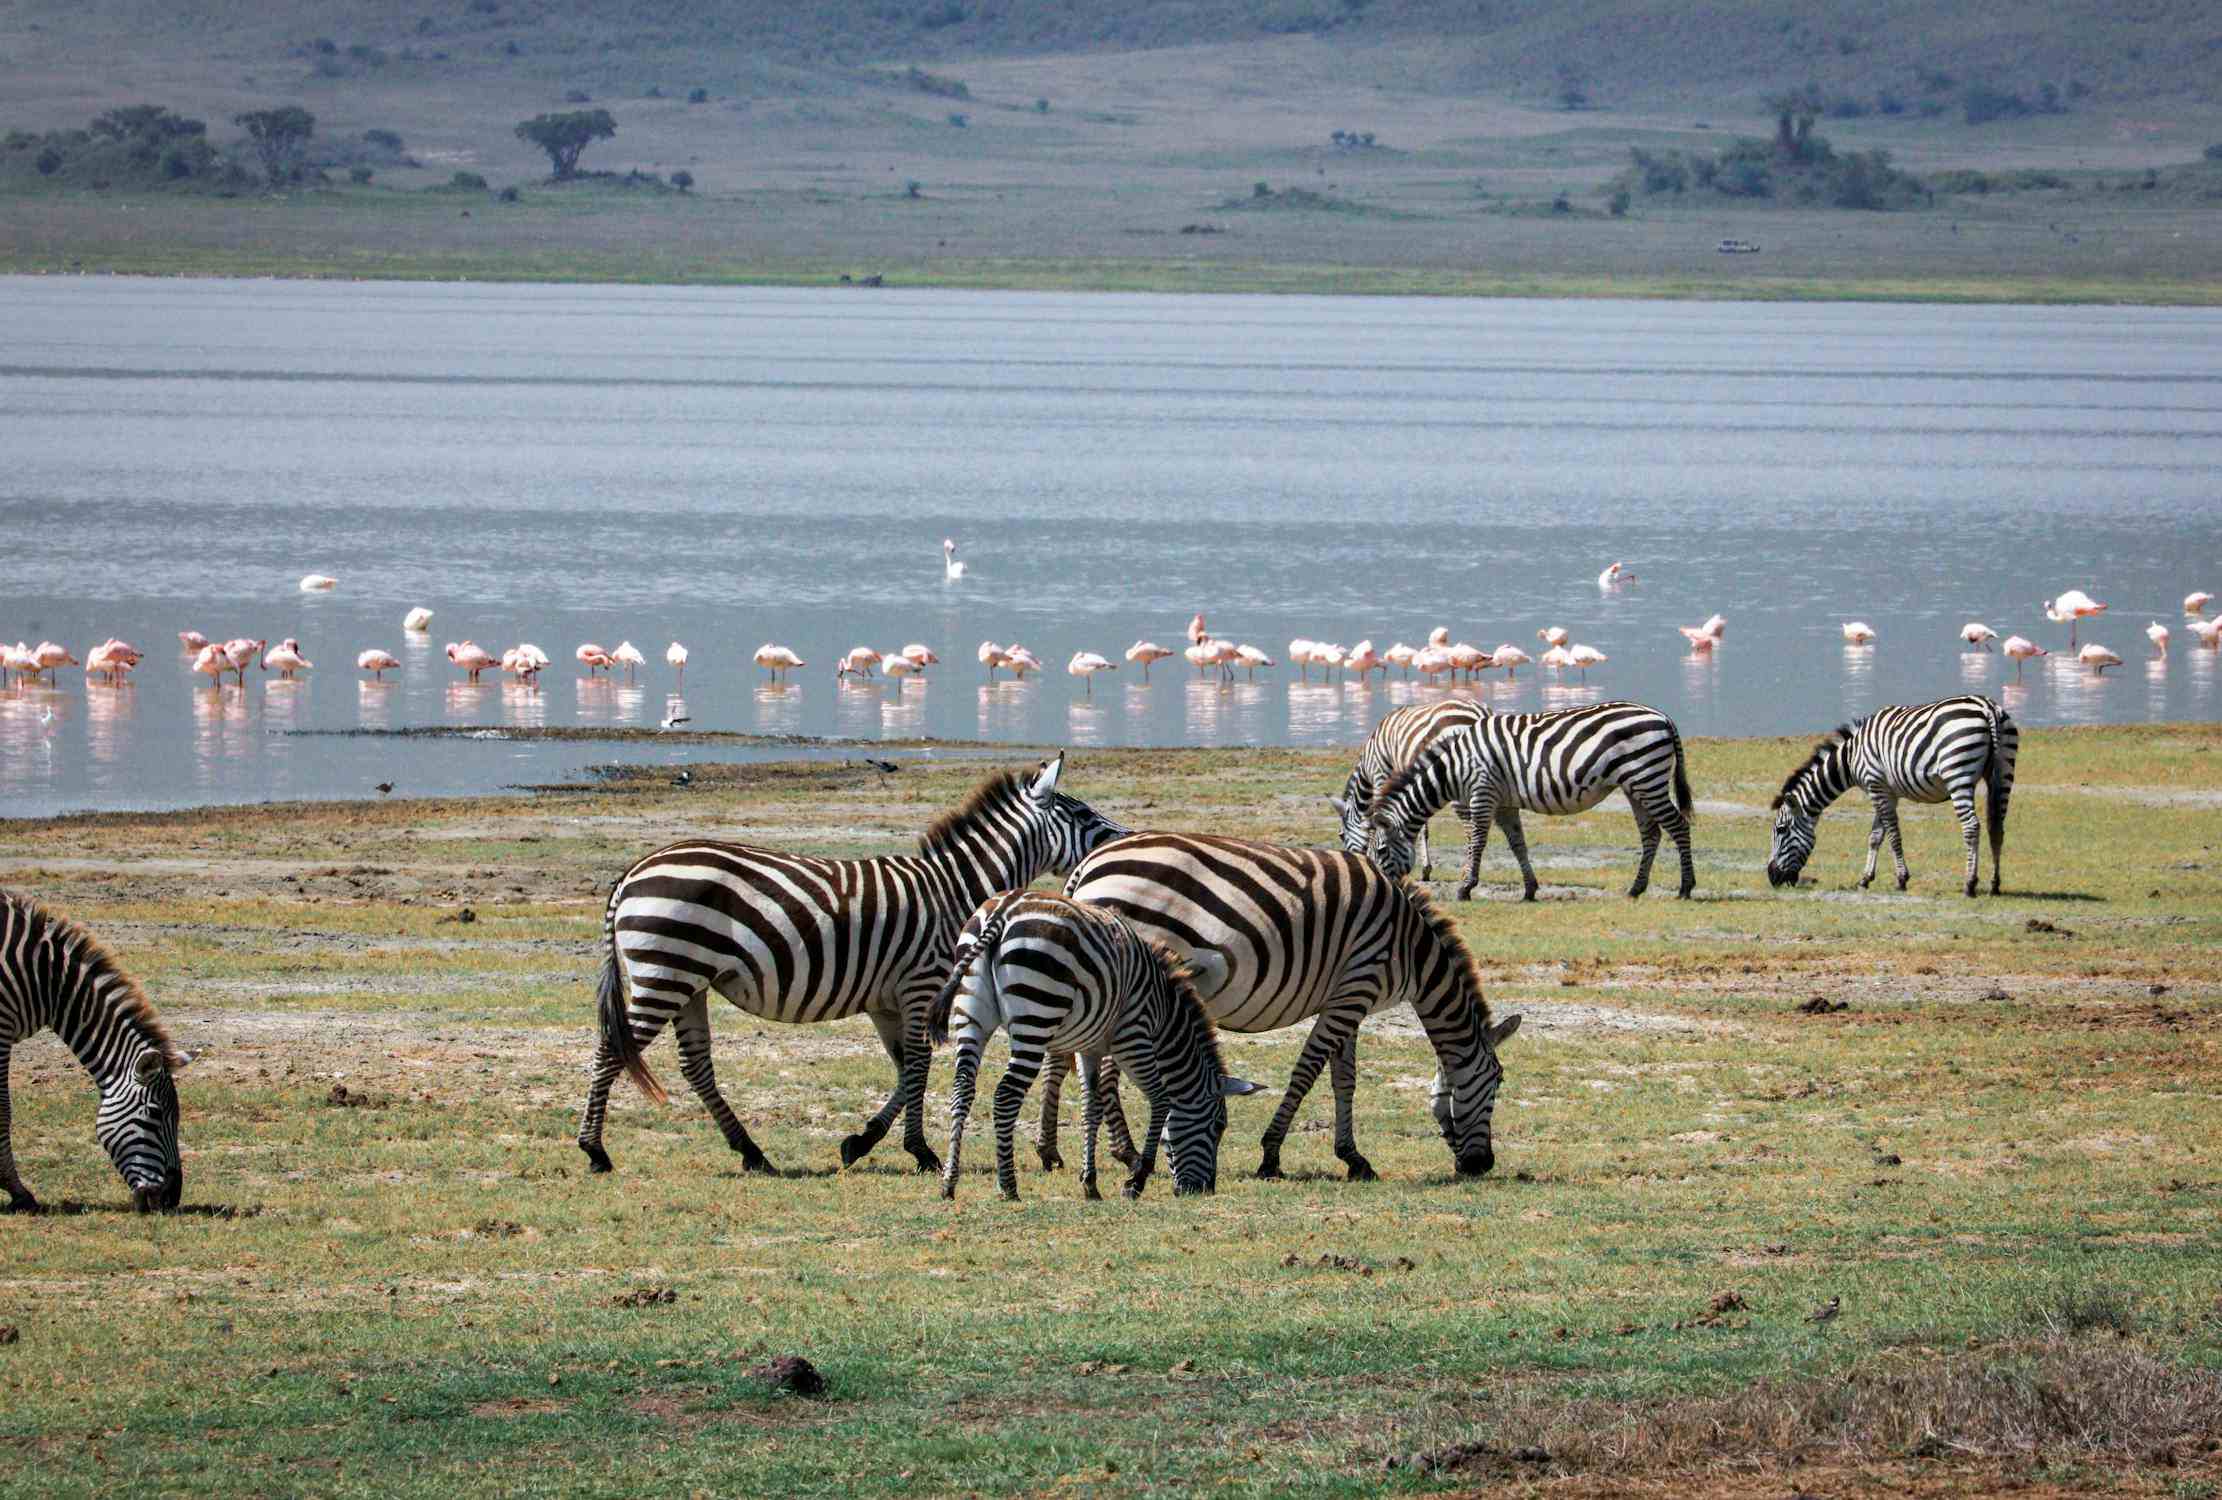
[6,0,2218,115]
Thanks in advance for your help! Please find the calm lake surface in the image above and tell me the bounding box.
[3,277,2218,818]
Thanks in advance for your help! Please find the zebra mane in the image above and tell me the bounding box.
[1369,746,1443,826]
[1403,884,1494,1027]
[1772,724,1855,810]
[917,769,1029,858]
[6,889,182,1068]
[1146,940,1232,1082]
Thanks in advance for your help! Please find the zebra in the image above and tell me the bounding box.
[576,754,1127,1177]
[1327,700,1488,883]
[1365,701,1696,901]
[1766,695,2018,897]
[927,891,1262,1202]
[2,889,190,1213]
[1053,834,1521,1181]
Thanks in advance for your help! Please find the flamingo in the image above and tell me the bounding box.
[1006,645,1044,679]
[900,643,939,668]
[1679,614,1726,650]
[1427,626,1451,648]
[30,642,79,684]
[222,637,265,686]
[1384,642,1417,678]
[2147,621,2170,658]
[577,643,614,675]
[192,643,229,688]
[505,644,550,685]
[1597,561,1633,589]
[446,640,499,683]
[978,641,1010,679]
[357,648,401,680]
[2186,591,2215,617]
[299,574,337,592]
[1842,621,1877,646]
[836,646,883,680]
[1413,644,1453,684]
[1067,651,1116,695]
[2078,642,2122,675]
[85,639,142,683]
[1960,623,1998,652]
[1184,642,1216,678]
[942,538,967,580]
[1447,642,1490,681]
[2001,635,2048,679]
[755,644,806,681]
[1491,644,1533,679]
[402,607,434,632]
[1568,644,1607,680]
[665,641,689,685]
[610,641,646,681]
[0,642,28,689]
[1187,614,1209,645]
[2043,589,2106,647]
[1234,644,1275,680]
[1345,640,1384,681]
[1538,644,1575,676]
[1287,639,1317,681]
[262,638,313,678]
[882,652,922,692]
[1312,642,1345,683]
[1538,625,1569,648]
[1125,641,1173,681]
[178,630,209,651]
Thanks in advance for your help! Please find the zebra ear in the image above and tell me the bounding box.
[1029,753,1064,800]
[1219,1075,1265,1098]
[1326,795,1348,817]
[1487,1013,1522,1047]
[133,1051,168,1085]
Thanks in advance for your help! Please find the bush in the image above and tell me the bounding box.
[348,164,373,184]
[364,128,404,152]
[947,112,968,128]
[2206,143,2222,162]
[669,169,692,192]
[564,89,591,104]
[687,87,707,104]
[1034,98,1049,113]
[902,65,968,99]
[1963,83,2031,125]
[1628,147,1686,193]
[497,184,519,202]
[1608,188,1629,216]
[36,146,63,175]
[448,169,488,190]
[919,0,965,28]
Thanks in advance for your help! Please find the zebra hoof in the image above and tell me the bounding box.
[1456,1150,1494,1179]
[1964,882,1979,898]
[1342,1155,1378,1183]
[906,1144,943,1176]
[3,1190,38,1214]
[1082,1177,1101,1202]
[578,1142,613,1174]
[838,1125,886,1167]
[998,1183,1020,1203]
[1897,877,1910,892]
[940,1179,957,1201]
[1523,887,1540,902]
[1121,1177,1145,1201]
[1037,1146,1065,1173]
[1453,884,1476,902]
[1678,884,1695,900]
[1254,1154,1284,1181]
[740,1152,777,1175]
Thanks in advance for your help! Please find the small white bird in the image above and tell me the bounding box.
[1960,622,1997,652]
[660,712,692,730]
[1841,621,1877,646]
[2078,642,2122,675]
[402,606,434,632]
[2189,618,2222,650]
[2186,591,2215,618]
[1597,561,1632,589]
[1537,625,1569,647]
[298,574,337,592]
[357,649,401,680]
[665,641,689,684]
[2147,621,2170,657]
[978,641,1010,679]
[1567,643,1607,680]
[1491,644,1533,678]
[942,538,967,580]
[1067,650,1116,695]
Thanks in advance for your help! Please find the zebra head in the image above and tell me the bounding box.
[1028,755,1131,876]
[1365,818,1419,881]
[1431,1011,1521,1177]
[1326,771,1371,859]
[1766,796,1820,887]
[96,1049,188,1212]
[1167,1072,1266,1196]
[1154,956,1265,1196]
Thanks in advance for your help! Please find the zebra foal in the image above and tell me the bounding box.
[1327,700,1487,883]
[1766,695,2018,896]
[1,889,190,1213]
[929,891,1260,1202]
[577,754,1126,1176]
[1057,834,1520,1181]
[1364,701,1696,900]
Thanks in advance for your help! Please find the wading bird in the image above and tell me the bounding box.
[942,538,967,580]
[754,644,806,681]
[2001,635,2047,679]
[446,640,499,683]
[577,643,614,676]
[2078,642,2122,675]
[1384,642,1417,678]
[1235,644,1275,681]
[2147,621,2170,658]
[1006,645,1043,679]
[978,641,1011,679]
[262,639,313,678]
[299,574,337,592]
[1067,650,1116,695]
[402,607,433,632]
[357,649,401,680]
[1568,644,1607,680]
[610,641,645,681]
[2043,589,2106,647]
[1960,622,1998,652]
[1491,644,1532,679]
[665,641,689,685]
[1125,641,1173,681]
[1842,621,1877,646]
[1538,625,1569,648]
[2186,591,2215,618]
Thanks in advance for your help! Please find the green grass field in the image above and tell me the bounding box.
[1,729,2219,1496]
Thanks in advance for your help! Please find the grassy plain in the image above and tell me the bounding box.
[1,727,2220,1497]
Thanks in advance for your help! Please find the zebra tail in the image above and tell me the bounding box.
[1671,727,1694,819]
[927,892,1019,1046]
[598,945,666,1105]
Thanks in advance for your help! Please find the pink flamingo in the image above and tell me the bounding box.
[1538,644,1575,676]
[357,648,401,680]
[610,641,645,681]
[882,652,923,693]
[1413,644,1453,684]
[1597,561,1633,588]
[1067,651,1116,696]
[1960,623,1998,652]
[402,607,434,632]
[577,643,614,676]
[1568,644,1607,680]
[1184,642,1215,678]
[900,643,939,668]
[1491,644,1533,679]
[1312,642,1345,683]
[446,640,499,683]
[30,642,79,684]
[755,644,806,681]
[1287,639,1317,681]
[2000,635,2048,679]
[2043,589,2106,648]
[1384,642,1417,678]
[2189,618,2222,650]
[978,641,1011,679]
[2077,642,2122,675]
[665,641,688,685]
[222,638,265,686]
[2185,591,2214,617]
[263,638,313,678]
[1427,626,1451,648]
[299,573,338,592]
[2146,621,2169,658]
[1186,614,1208,645]
[192,643,230,689]
[836,646,882,680]
[1841,621,1877,645]
[1125,641,1173,681]
[1447,642,1490,682]
[1537,625,1569,648]
[1679,614,1726,651]
[1345,640,1385,681]
[1234,644,1275,680]
[178,630,209,651]
[84,639,142,683]
[1006,645,1044,679]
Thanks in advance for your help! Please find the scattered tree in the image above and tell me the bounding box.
[687,87,708,104]
[670,169,693,192]
[514,109,615,180]
[234,106,317,187]
[1764,86,1824,164]
[348,165,373,184]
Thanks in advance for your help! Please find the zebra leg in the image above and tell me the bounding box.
[1884,797,1911,890]
[1455,793,1498,902]
[575,989,682,1175]
[1258,1007,1365,1179]
[1035,1052,1070,1172]
[1628,804,1661,899]
[1497,807,1539,902]
[1094,1057,1141,1168]
[1665,800,1697,899]
[1330,1034,1376,1181]
[940,1037,983,1199]
[1078,1055,1105,1201]
[0,1043,34,1212]
[1120,1053,1173,1201]
[1986,770,2012,897]
[1859,792,1892,888]
[673,996,773,1173]
[991,1051,1045,1202]
[1953,788,1982,898]
[896,988,944,1174]
[840,1007,906,1168]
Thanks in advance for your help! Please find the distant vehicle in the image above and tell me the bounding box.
[1717,238,1761,254]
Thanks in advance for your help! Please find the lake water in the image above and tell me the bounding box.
[2,277,2218,819]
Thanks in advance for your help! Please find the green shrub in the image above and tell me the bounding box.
[1608,188,1630,216]
[364,128,404,152]
[35,146,61,175]
[448,169,488,190]
[497,184,519,202]
[670,169,693,192]
[565,89,591,104]
[2205,143,2222,162]
[348,164,373,184]
[1963,83,2030,125]
[687,87,708,104]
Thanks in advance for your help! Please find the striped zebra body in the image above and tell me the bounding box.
[1,889,190,1213]
[1055,834,1520,1181]
[576,756,1127,1176]
[1367,701,1696,901]
[1767,695,2018,896]
[929,892,1262,1201]
[1329,700,1488,883]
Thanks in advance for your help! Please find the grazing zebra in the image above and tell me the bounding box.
[576,755,1127,1176]
[2,889,189,1213]
[1365,701,1696,901]
[1766,695,2018,897]
[1328,700,1488,883]
[1053,834,1520,1181]
[928,891,1262,1202]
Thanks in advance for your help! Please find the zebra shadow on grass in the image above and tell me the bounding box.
[2008,890,2106,903]
[7,1199,262,1219]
